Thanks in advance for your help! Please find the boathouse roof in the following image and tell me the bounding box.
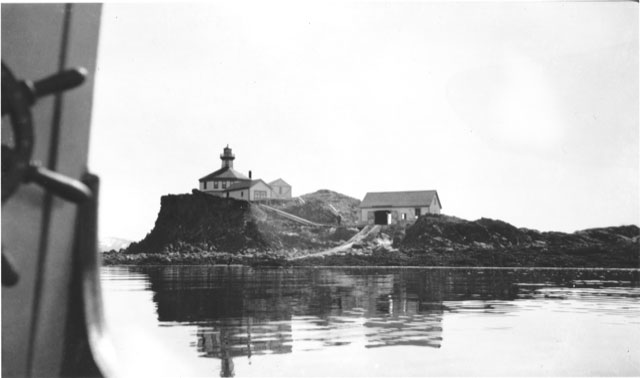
[360,190,441,209]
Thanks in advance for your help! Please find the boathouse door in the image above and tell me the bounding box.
[374,210,392,225]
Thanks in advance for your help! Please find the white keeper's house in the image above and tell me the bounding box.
[198,145,292,201]
[359,190,442,225]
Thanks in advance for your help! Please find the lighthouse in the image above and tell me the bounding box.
[198,145,250,195]
[197,145,292,201]
[220,145,235,169]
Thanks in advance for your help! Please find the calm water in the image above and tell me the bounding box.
[101,266,640,377]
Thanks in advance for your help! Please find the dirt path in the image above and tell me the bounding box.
[289,224,380,260]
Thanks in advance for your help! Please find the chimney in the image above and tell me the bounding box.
[249,170,252,179]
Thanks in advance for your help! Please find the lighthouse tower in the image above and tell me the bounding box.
[220,145,235,168]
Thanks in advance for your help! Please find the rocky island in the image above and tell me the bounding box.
[102,190,639,268]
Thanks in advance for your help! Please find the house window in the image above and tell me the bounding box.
[415,208,421,217]
[241,191,244,197]
[203,181,207,189]
[401,213,407,220]
[214,181,219,189]
[222,181,227,189]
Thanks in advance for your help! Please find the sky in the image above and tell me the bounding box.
[89,1,638,242]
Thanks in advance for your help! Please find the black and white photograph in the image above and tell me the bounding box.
[2,1,638,377]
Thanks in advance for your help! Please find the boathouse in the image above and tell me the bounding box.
[359,190,442,225]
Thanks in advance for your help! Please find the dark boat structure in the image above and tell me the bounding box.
[2,4,114,377]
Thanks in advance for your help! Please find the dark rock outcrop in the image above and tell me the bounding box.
[125,191,270,254]
[401,215,533,250]
[398,214,639,267]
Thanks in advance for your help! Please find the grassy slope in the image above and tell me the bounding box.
[270,189,361,225]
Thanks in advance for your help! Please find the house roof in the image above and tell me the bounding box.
[225,179,272,192]
[360,190,442,209]
[199,167,250,181]
[269,178,290,187]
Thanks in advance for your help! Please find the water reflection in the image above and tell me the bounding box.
[105,266,640,376]
[144,267,450,352]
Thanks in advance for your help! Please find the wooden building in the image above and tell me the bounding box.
[224,179,273,201]
[198,145,251,195]
[269,178,292,199]
[359,190,442,225]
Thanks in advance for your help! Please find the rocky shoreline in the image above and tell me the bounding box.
[103,192,639,268]
[101,245,639,268]
[102,226,639,268]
